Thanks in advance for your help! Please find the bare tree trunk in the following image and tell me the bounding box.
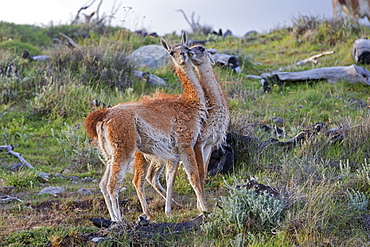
[272,64,370,85]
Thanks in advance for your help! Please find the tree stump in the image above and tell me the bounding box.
[352,39,370,65]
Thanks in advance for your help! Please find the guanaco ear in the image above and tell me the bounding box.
[161,38,171,52]
[207,51,216,65]
[181,31,188,46]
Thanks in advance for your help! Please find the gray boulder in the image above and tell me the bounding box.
[38,187,66,196]
[128,45,171,70]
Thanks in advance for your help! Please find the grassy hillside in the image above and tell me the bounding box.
[0,17,369,246]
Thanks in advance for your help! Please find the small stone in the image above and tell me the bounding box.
[272,117,284,125]
[62,169,72,175]
[90,237,106,243]
[53,173,64,178]
[81,177,93,182]
[38,187,66,196]
[77,188,93,196]
[38,172,51,182]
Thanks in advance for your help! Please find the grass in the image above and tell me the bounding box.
[0,17,370,246]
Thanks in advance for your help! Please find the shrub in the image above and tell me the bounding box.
[291,15,366,46]
[347,190,368,212]
[201,179,285,244]
[0,21,50,47]
[0,40,41,55]
[53,123,101,172]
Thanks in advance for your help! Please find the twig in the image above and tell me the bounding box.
[0,145,34,169]
[59,33,82,51]
[0,195,23,203]
[278,51,335,71]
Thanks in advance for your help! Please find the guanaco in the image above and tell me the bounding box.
[85,32,208,221]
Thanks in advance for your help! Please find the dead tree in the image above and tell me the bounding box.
[71,0,121,26]
[176,9,213,34]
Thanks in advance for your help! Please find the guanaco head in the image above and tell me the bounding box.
[188,45,215,66]
[161,31,193,66]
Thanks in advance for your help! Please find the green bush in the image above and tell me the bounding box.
[201,180,285,244]
[0,40,41,55]
[0,21,51,47]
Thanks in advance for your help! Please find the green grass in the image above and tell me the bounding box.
[1,17,370,246]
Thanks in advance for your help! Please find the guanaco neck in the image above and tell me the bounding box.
[175,65,206,108]
[194,62,228,110]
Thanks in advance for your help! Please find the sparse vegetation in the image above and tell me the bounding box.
[0,16,369,246]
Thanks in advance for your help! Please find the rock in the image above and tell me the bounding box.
[245,30,258,37]
[77,188,93,196]
[38,187,66,196]
[81,177,93,182]
[127,45,171,70]
[53,173,64,178]
[38,172,51,182]
[90,237,107,244]
[62,169,72,175]
[272,117,284,125]
[70,176,79,181]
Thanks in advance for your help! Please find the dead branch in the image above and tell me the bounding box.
[71,0,97,24]
[0,195,23,203]
[0,145,34,169]
[278,51,335,71]
[132,71,167,86]
[59,33,82,51]
[176,9,196,31]
[107,1,122,25]
[272,122,350,148]
[95,0,104,23]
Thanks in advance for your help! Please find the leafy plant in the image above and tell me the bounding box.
[347,190,368,212]
[201,179,285,243]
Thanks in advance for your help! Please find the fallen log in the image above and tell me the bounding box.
[132,70,167,86]
[266,64,370,85]
[0,145,34,169]
[207,48,241,73]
